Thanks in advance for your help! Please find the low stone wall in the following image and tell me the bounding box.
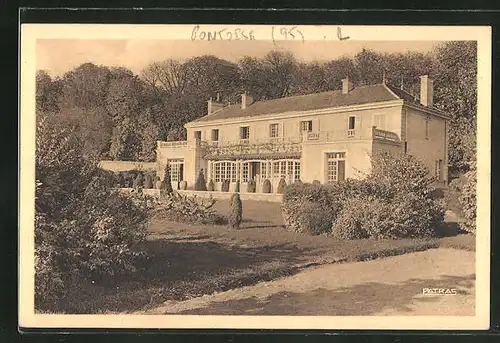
[118,188,283,203]
[99,160,157,172]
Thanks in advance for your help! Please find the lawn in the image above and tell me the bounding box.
[54,199,475,314]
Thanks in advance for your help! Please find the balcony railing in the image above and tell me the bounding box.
[158,140,188,148]
[303,127,400,143]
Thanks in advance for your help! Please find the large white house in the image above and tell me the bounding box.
[156,75,450,193]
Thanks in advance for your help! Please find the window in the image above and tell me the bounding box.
[269,160,300,182]
[214,163,221,182]
[211,129,219,141]
[168,159,184,183]
[374,114,386,130]
[231,163,237,182]
[242,163,249,182]
[327,152,346,183]
[294,161,301,181]
[240,126,250,140]
[348,116,356,130]
[280,161,286,178]
[270,123,279,138]
[213,161,237,183]
[347,116,356,137]
[261,162,268,179]
[194,131,202,140]
[300,120,313,132]
[287,161,294,177]
[273,161,280,175]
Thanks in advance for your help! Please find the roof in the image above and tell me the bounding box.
[189,83,448,125]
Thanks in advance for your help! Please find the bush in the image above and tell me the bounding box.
[228,193,243,229]
[282,182,339,233]
[262,179,271,193]
[368,151,435,199]
[221,179,230,192]
[195,169,207,191]
[331,193,443,240]
[144,173,153,189]
[281,151,444,239]
[247,179,256,193]
[459,168,476,234]
[35,118,149,310]
[154,193,225,225]
[312,180,321,186]
[295,200,332,235]
[277,178,287,194]
[161,165,173,195]
[207,179,215,191]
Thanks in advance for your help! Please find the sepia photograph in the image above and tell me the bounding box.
[19,24,491,330]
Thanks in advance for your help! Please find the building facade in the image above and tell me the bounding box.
[156,76,450,193]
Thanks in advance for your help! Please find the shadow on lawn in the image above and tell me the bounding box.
[58,237,311,314]
[177,274,475,316]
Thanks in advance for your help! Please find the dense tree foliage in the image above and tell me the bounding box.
[36,42,477,173]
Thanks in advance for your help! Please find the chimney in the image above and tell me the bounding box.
[241,93,254,109]
[207,97,225,115]
[207,98,212,116]
[342,78,354,94]
[419,75,434,107]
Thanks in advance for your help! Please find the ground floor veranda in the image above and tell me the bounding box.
[163,154,348,193]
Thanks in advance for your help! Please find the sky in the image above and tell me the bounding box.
[36,39,438,77]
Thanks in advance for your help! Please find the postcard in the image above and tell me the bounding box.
[19,23,491,330]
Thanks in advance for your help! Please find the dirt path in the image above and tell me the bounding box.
[139,248,475,316]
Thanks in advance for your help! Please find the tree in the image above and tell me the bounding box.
[292,62,329,95]
[354,48,385,85]
[58,63,112,110]
[228,193,243,229]
[262,50,298,98]
[432,41,477,173]
[35,115,148,310]
[141,59,188,96]
[109,117,140,161]
[183,55,242,103]
[36,70,62,113]
[238,56,271,101]
[105,73,144,124]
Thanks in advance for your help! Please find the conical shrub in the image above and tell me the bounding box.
[228,193,243,229]
[161,165,173,195]
[277,178,287,194]
[207,179,215,191]
[262,179,271,193]
[195,169,207,191]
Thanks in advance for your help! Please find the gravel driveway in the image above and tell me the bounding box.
[142,248,475,316]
